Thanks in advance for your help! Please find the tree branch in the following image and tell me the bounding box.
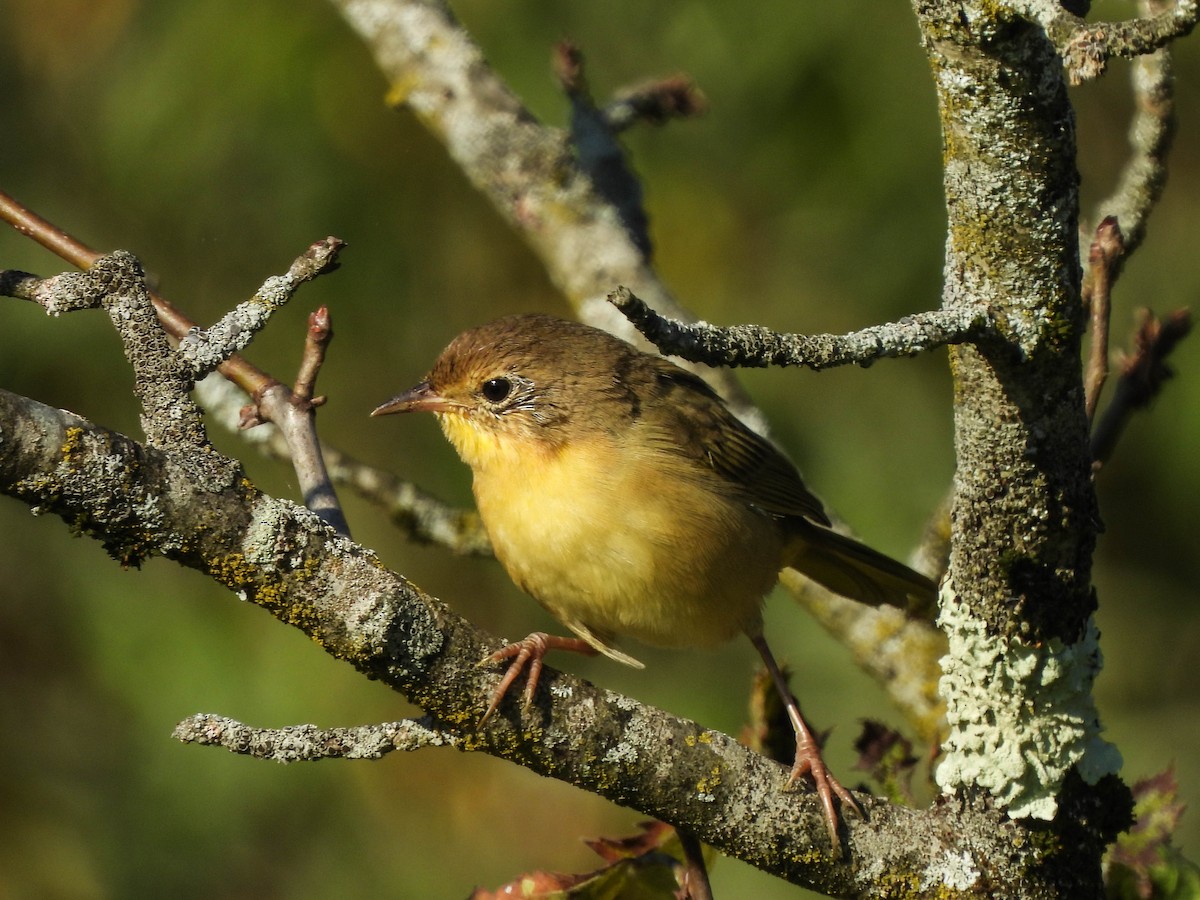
[173,714,460,761]
[0,385,1055,896]
[1090,307,1193,464]
[1,243,352,534]
[1091,0,1177,260]
[1012,0,1198,83]
[329,0,752,408]
[609,286,993,370]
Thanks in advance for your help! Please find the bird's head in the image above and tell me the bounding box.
[372,314,631,471]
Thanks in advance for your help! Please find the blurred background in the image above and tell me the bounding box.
[1,1,1197,897]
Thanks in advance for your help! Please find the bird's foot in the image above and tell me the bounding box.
[478,632,596,725]
[784,729,863,857]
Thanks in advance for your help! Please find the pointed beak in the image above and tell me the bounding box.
[371,382,457,416]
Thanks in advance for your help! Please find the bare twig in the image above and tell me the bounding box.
[238,301,350,536]
[609,286,992,370]
[603,76,708,133]
[0,190,351,533]
[554,39,651,258]
[195,373,492,554]
[172,714,459,761]
[676,829,714,900]
[1083,218,1125,422]
[1090,308,1193,465]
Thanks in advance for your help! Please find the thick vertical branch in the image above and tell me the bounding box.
[915,3,1129,894]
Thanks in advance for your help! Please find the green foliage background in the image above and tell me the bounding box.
[1,1,1197,897]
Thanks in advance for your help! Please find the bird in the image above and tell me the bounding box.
[372,313,936,853]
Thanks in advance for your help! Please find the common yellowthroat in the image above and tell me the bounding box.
[373,313,936,852]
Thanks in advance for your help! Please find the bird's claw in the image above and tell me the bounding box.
[477,632,595,725]
[784,731,863,857]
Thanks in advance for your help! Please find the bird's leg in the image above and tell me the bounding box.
[746,630,862,856]
[479,632,598,725]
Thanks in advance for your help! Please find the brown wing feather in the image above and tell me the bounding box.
[638,360,831,525]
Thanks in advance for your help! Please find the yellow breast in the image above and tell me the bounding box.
[439,412,783,651]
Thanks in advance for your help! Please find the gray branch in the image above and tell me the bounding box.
[1091,0,1177,260]
[173,714,460,761]
[1012,0,1197,83]
[609,286,994,370]
[0,386,1052,895]
[177,237,344,377]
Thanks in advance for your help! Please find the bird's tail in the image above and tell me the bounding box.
[784,519,938,614]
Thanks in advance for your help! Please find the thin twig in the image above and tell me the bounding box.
[1083,218,1124,423]
[676,829,714,900]
[1091,308,1192,465]
[172,714,460,761]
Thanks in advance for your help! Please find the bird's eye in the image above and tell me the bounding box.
[481,377,512,403]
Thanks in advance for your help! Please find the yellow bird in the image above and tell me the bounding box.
[373,313,936,852]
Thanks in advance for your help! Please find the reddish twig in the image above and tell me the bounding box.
[0,189,351,534]
[0,188,268,395]
[1091,308,1192,465]
[1083,217,1125,422]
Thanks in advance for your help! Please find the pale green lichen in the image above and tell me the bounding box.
[922,849,982,892]
[935,588,1122,819]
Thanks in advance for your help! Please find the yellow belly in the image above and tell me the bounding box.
[464,428,782,651]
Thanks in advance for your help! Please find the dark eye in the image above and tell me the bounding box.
[480,377,512,403]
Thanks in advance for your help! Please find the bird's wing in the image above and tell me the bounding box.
[642,362,831,525]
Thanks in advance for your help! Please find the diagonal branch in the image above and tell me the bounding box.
[329,0,751,407]
[0,385,1044,896]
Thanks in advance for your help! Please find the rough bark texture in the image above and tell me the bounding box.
[4,0,1196,896]
[916,4,1131,895]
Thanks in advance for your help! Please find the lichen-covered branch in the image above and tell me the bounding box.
[913,1,1142,893]
[2,247,350,534]
[610,286,993,370]
[173,714,460,761]
[0,386,1060,896]
[176,237,344,376]
[1092,1,1177,259]
[329,0,752,406]
[1012,0,1198,83]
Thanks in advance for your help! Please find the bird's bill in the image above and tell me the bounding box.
[371,382,457,416]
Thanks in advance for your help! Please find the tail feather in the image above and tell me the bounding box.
[784,519,938,613]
